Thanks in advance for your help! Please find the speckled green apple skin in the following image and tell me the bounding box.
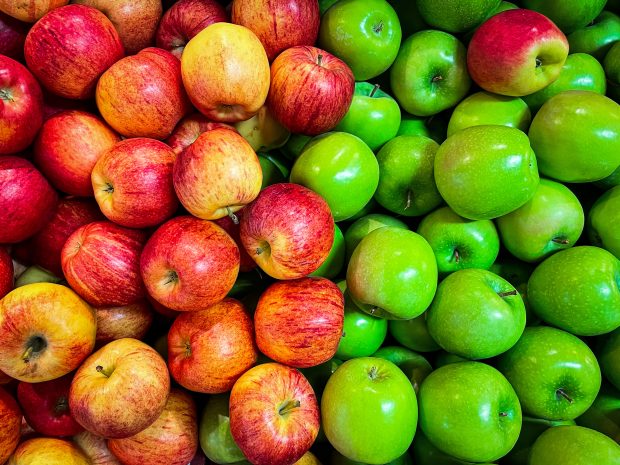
[417,206,500,274]
[374,135,443,217]
[418,362,522,463]
[588,185,620,259]
[447,91,531,137]
[310,223,345,279]
[321,357,418,464]
[599,328,620,391]
[528,90,620,183]
[397,113,431,138]
[521,0,607,34]
[527,246,620,336]
[346,227,438,320]
[389,313,440,353]
[567,11,620,60]
[416,0,500,33]
[373,346,432,393]
[343,213,408,262]
[496,178,585,263]
[529,426,620,465]
[497,326,602,421]
[434,125,539,220]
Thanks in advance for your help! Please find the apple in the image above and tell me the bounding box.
[0,387,21,464]
[388,313,440,353]
[415,0,499,33]
[14,265,62,287]
[331,450,411,465]
[95,302,153,345]
[198,393,246,464]
[576,383,620,442]
[521,0,608,34]
[588,186,620,259]
[24,4,124,100]
[568,11,620,61]
[0,11,28,59]
[467,9,569,97]
[397,113,431,138]
[234,105,290,153]
[0,247,13,299]
[7,437,90,465]
[230,363,320,465]
[181,22,270,122]
[605,41,620,102]
[343,213,408,262]
[73,431,122,465]
[310,223,345,279]
[166,113,234,155]
[596,328,620,390]
[411,430,497,465]
[372,346,432,394]
[0,1,69,22]
[0,283,96,382]
[597,165,620,189]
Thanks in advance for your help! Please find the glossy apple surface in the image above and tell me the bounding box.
[568,12,620,61]
[343,213,408,262]
[213,210,257,273]
[521,0,607,34]
[588,185,620,259]
[198,393,246,464]
[388,313,439,353]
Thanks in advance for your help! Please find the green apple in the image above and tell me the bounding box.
[318,0,402,81]
[461,1,519,43]
[346,227,438,320]
[588,185,620,259]
[335,82,401,151]
[15,265,62,287]
[489,258,537,325]
[418,361,521,463]
[497,326,602,421]
[576,383,620,442]
[258,152,290,188]
[397,113,431,138]
[321,357,418,464]
[415,0,500,33]
[528,90,620,182]
[529,425,620,465]
[389,313,440,353]
[433,351,467,368]
[447,91,531,137]
[390,30,471,117]
[373,346,433,393]
[387,0,426,38]
[434,125,540,220]
[280,134,311,161]
[199,393,246,464]
[568,11,620,61]
[374,135,443,217]
[411,430,494,465]
[599,328,620,390]
[300,357,343,402]
[521,0,608,34]
[503,417,576,465]
[417,206,500,274]
[605,41,620,102]
[290,132,380,221]
[346,198,380,222]
[310,223,345,279]
[331,450,413,465]
[596,165,620,189]
[527,245,620,336]
[344,213,408,262]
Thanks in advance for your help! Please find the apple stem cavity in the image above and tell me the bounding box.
[369,84,381,98]
[96,365,113,378]
[552,237,570,245]
[431,75,443,83]
[535,57,542,68]
[226,207,239,225]
[316,54,323,67]
[452,248,460,263]
[255,242,271,256]
[103,182,114,194]
[22,336,47,363]
[54,396,69,416]
[499,411,509,417]
[368,366,379,380]
[164,270,179,286]
[373,20,384,34]
[0,88,14,102]
[497,289,518,298]
[556,388,574,404]
[278,399,301,416]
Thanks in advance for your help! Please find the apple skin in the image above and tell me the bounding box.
[230,363,320,465]
[95,301,153,345]
[388,313,439,353]
[0,12,28,60]
[0,247,14,299]
[7,437,91,465]
[343,213,408,262]
[73,431,122,465]
[411,430,496,465]
[597,328,620,390]
[568,11,620,61]
[0,55,44,155]
[69,338,170,439]
[140,216,240,312]
[605,41,620,102]
[0,1,68,22]
[61,221,147,307]
[198,393,246,464]
[521,0,608,34]
[576,383,620,442]
[467,9,569,97]
[166,113,234,155]
[234,105,290,152]
[24,4,124,100]
[0,388,21,464]
[182,22,270,122]
[255,277,344,368]
[92,138,179,229]
[0,283,96,383]
[372,346,432,394]
[588,185,620,259]
[310,223,345,279]
[416,0,499,33]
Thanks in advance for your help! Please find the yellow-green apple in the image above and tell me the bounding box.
[234,105,290,152]
[173,127,262,221]
[229,363,319,465]
[0,56,43,155]
[73,431,122,465]
[108,388,198,465]
[266,45,355,135]
[95,302,153,345]
[415,0,500,33]
[0,282,96,382]
[181,22,270,122]
[0,0,68,22]
[198,393,245,464]
[588,185,620,258]
[254,277,344,368]
[96,47,191,139]
[69,338,170,438]
[33,110,121,196]
[168,298,257,393]
[0,11,28,59]
[213,210,257,273]
[92,138,178,228]
[61,221,147,307]
[0,388,20,464]
[24,4,124,99]
[166,113,234,155]
[239,183,334,280]
[231,0,320,61]
[7,437,90,465]
[140,216,240,312]
[521,0,608,34]
[156,0,228,59]
[0,247,14,299]
[467,9,569,96]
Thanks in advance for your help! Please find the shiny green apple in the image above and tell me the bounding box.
[588,185,620,259]
[343,213,408,262]
[568,11,620,60]
[576,383,620,442]
[599,328,620,391]
[373,345,433,393]
[389,313,440,353]
[199,393,246,464]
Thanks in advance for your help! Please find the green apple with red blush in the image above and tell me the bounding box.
[344,213,408,262]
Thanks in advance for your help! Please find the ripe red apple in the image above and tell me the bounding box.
[239,183,334,280]
[17,374,83,437]
[0,12,28,60]
[108,388,198,465]
[255,277,344,368]
[69,338,170,439]
[24,4,124,100]
[156,0,228,59]
[91,138,179,228]
[0,247,14,299]
[166,113,234,155]
[140,216,240,312]
[0,1,69,23]
[61,221,147,307]
[267,45,355,135]
[168,298,257,393]
[213,209,257,273]
[0,387,21,464]
[96,47,191,139]
[95,301,154,345]
[230,363,319,465]
[33,110,121,196]
[231,0,320,61]
[8,437,90,464]
[0,156,58,244]
[73,431,122,465]
[0,55,44,155]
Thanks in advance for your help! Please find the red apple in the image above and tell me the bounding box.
[17,374,83,437]
[61,221,147,307]
[0,370,12,385]
[168,298,257,393]
[24,4,124,100]
[96,47,191,139]
[156,0,228,59]
[108,388,198,465]
[213,209,257,272]
[140,216,240,312]
[73,431,122,465]
[239,183,334,280]
[267,46,355,135]
[33,110,121,196]
[0,387,21,464]
[95,301,154,344]
[92,138,179,228]
[0,156,58,244]
[166,113,234,155]
[0,55,44,155]
[0,1,69,23]
[69,338,170,439]
[230,363,319,465]
[231,0,320,61]
[8,437,90,464]
[0,12,28,60]
[0,247,13,299]
[255,277,344,368]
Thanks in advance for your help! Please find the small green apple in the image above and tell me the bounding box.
[387,0,426,38]
[319,0,339,15]
[343,213,408,262]
[588,185,620,259]
[199,393,246,464]
[596,165,620,189]
[599,328,620,391]
[521,0,608,34]
[461,1,519,43]
[310,223,345,279]
[433,351,468,368]
[258,152,290,188]
[415,0,500,33]
[280,134,311,161]
[373,345,433,393]
[576,383,620,442]
[389,313,440,353]
[568,11,620,61]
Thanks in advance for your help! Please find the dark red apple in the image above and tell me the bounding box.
[95,301,154,345]
[213,209,256,273]
[0,247,13,299]
[0,12,28,60]
[165,113,234,155]
[0,387,21,464]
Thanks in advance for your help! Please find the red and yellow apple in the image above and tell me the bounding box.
[95,301,154,345]
[73,431,122,465]
[8,437,90,464]
[0,0,68,23]
[0,387,20,464]
[166,113,234,155]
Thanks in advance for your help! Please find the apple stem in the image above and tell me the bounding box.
[373,20,384,34]
[316,54,323,67]
[369,306,379,315]
[431,75,443,83]
[96,365,112,378]
[22,346,34,364]
[278,399,301,416]
[497,289,518,298]
[404,190,412,210]
[368,366,379,380]
[226,207,239,225]
[452,248,460,263]
[556,388,573,404]
[369,84,381,98]
[552,237,570,245]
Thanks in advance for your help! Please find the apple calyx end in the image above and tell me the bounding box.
[278,399,301,416]
[368,365,379,380]
[164,270,179,286]
[22,336,47,363]
[373,20,384,34]
[103,182,114,194]
[452,248,460,264]
[499,411,509,418]
[556,388,574,404]
[431,75,443,84]
[535,57,542,68]
[497,289,518,298]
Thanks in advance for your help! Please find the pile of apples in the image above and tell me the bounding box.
[1,0,620,464]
